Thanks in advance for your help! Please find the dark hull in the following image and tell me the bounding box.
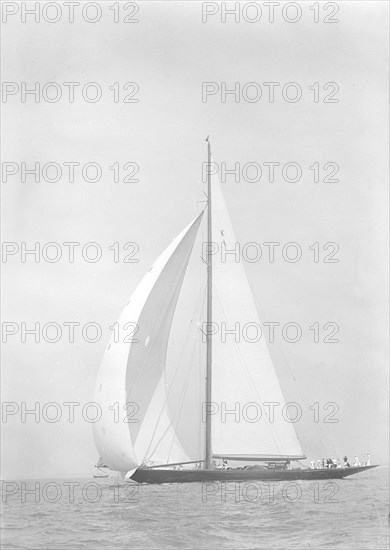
[131,465,378,484]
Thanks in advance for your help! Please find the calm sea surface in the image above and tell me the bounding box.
[1,467,388,550]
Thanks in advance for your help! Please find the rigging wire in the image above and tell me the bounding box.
[254,296,336,460]
[144,281,206,462]
[212,286,286,457]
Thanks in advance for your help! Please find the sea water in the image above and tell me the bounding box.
[1,467,388,549]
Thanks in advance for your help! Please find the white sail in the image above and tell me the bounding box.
[94,153,305,473]
[210,172,305,460]
[133,374,194,465]
[93,211,204,472]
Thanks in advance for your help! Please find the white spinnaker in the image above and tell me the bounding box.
[210,174,305,459]
[93,212,204,472]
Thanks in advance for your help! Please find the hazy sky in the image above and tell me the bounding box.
[1,1,388,478]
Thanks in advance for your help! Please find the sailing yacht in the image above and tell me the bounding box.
[93,139,377,484]
[93,457,109,478]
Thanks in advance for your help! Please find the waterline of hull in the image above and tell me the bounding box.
[131,465,378,484]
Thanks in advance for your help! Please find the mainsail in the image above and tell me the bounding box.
[210,170,305,460]
[93,212,204,472]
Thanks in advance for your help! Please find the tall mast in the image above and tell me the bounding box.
[205,136,212,469]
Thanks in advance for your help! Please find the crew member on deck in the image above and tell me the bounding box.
[343,456,350,468]
[353,455,361,467]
